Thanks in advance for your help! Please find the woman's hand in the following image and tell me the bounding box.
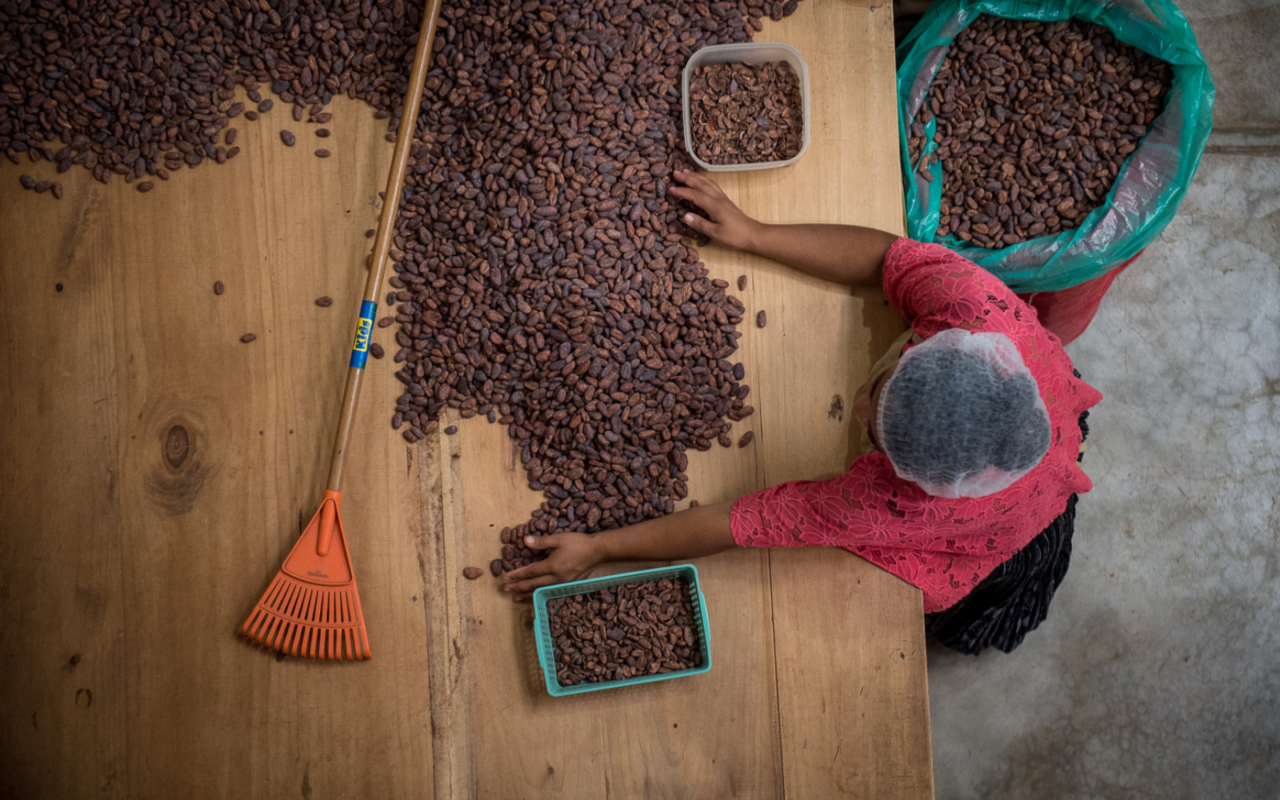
[669,169,762,252]
[501,533,601,601]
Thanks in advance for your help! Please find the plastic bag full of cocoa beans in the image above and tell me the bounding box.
[896,0,1214,294]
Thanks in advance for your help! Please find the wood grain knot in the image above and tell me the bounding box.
[147,414,211,516]
[164,425,190,468]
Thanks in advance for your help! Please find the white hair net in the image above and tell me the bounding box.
[876,329,1051,499]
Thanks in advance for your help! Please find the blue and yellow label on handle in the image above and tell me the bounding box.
[349,300,377,369]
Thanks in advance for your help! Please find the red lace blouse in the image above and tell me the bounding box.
[730,239,1102,612]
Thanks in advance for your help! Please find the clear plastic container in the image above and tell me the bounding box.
[682,42,812,172]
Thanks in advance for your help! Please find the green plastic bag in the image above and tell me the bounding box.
[896,0,1214,293]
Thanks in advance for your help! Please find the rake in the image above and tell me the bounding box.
[241,0,444,660]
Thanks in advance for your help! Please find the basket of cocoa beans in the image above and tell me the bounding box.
[683,42,811,171]
[896,0,1214,294]
[533,565,712,696]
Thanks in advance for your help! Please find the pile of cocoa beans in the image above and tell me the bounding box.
[548,577,701,686]
[907,16,1171,249]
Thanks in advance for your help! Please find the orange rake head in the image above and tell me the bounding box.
[241,491,372,660]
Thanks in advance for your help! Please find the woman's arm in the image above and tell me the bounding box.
[501,500,737,600]
[668,170,899,286]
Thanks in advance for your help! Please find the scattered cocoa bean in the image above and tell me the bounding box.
[315,296,333,307]
[280,130,296,147]
[240,333,257,343]
[463,567,484,580]
[0,0,806,574]
[214,281,225,296]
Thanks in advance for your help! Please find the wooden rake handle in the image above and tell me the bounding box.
[324,0,444,497]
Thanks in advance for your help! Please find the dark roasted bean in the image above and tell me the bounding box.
[314,149,331,158]
[315,296,333,307]
[240,333,257,343]
[214,281,225,296]
[280,130,296,147]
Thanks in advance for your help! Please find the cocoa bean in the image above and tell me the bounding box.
[908,16,1171,249]
[548,577,702,687]
[689,62,804,165]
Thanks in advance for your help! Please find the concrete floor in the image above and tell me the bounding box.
[924,2,1280,798]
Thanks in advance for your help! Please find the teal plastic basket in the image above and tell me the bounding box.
[532,564,712,697]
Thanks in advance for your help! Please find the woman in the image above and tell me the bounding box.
[503,171,1102,654]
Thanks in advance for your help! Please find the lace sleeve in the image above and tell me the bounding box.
[729,452,969,553]
[881,238,1035,341]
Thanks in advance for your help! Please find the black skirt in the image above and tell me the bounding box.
[924,409,1089,655]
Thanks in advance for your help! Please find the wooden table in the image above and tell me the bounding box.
[0,2,933,797]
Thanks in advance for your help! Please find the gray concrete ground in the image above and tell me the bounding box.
[921,2,1280,798]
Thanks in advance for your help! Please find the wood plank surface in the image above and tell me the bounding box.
[434,2,934,799]
[0,95,436,799]
[0,2,933,798]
